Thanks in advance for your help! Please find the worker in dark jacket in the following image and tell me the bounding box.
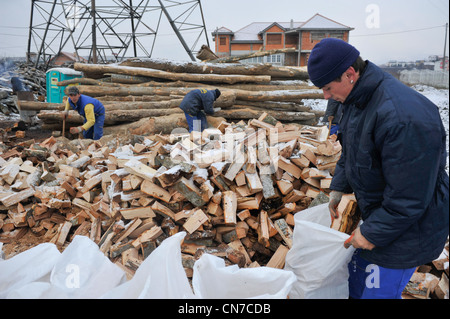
[323,98,343,142]
[63,86,105,140]
[179,88,221,132]
[308,38,449,299]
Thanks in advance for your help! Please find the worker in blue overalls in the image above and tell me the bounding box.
[63,86,105,140]
[323,98,343,143]
[179,88,221,132]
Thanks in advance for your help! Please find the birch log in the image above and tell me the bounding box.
[73,63,271,84]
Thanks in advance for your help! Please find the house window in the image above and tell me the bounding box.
[242,56,264,64]
[219,37,227,45]
[267,33,282,45]
[311,32,326,42]
[266,54,282,65]
[328,32,344,39]
[311,31,345,42]
[285,35,298,46]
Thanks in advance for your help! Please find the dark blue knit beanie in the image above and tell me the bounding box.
[307,38,360,88]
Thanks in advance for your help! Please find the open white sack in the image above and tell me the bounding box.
[6,235,127,299]
[284,203,355,299]
[0,242,61,298]
[192,253,296,299]
[1,231,297,299]
[101,231,195,299]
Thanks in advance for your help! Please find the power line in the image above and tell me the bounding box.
[0,25,28,29]
[352,24,447,37]
[0,33,28,37]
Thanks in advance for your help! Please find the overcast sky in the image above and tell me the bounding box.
[0,0,448,65]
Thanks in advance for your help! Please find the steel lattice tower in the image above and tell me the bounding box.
[27,0,209,66]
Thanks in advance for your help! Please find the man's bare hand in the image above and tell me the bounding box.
[344,227,375,250]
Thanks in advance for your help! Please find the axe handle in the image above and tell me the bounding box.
[327,116,334,137]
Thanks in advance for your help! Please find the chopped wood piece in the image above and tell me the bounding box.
[331,193,360,235]
[257,210,270,248]
[183,209,209,234]
[120,206,156,219]
[56,221,72,246]
[151,201,176,220]
[1,188,35,207]
[266,244,289,269]
[222,191,237,224]
[173,177,206,207]
[131,226,163,248]
[274,218,294,248]
[141,180,171,203]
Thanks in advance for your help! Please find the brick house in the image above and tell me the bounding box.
[211,13,353,67]
[49,51,87,66]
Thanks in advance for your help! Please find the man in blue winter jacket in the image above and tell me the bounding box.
[179,88,221,132]
[63,86,105,140]
[307,38,449,299]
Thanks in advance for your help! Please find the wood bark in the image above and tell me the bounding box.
[118,58,273,76]
[118,57,309,79]
[215,107,316,122]
[207,48,296,63]
[71,85,323,102]
[74,63,271,84]
[38,109,185,125]
[196,44,219,61]
[18,100,64,111]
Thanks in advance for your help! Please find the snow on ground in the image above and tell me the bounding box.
[303,84,449,173]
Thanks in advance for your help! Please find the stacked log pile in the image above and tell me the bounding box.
[0,59,46,116]
[16,58,325,134]
[0,114,341,277]
[1,114,448,298]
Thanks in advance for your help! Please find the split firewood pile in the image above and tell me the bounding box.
[0,113,344,277]
[403,239,449,299]
[16,58,325,135]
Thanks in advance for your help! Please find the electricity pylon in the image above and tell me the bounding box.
[27,0,209,66]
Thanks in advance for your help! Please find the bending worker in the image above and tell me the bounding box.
[323,98,343,143]
[307,38,449,299]
[179,88,221,132]
[63,86,105,140]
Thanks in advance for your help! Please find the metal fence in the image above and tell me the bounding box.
[399,69,449,89]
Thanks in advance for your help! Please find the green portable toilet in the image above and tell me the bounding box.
[46,67,82,103]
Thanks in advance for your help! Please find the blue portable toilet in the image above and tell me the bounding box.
[46,68,82,103]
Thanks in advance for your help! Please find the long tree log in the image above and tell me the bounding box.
[118,57,309,80]
[43,114,227,136]
[17,100,64,111]
[234,100,312,112]
[119,58,273,76]
[72,85,323,102]
[207,48,296,63]
[38,109,184,125]
[38,104,317,126]
[215,107,316,123]
[97,95,174,102]
[57,78,120,87]
[20,90,235,112]
[73,63,271,84]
